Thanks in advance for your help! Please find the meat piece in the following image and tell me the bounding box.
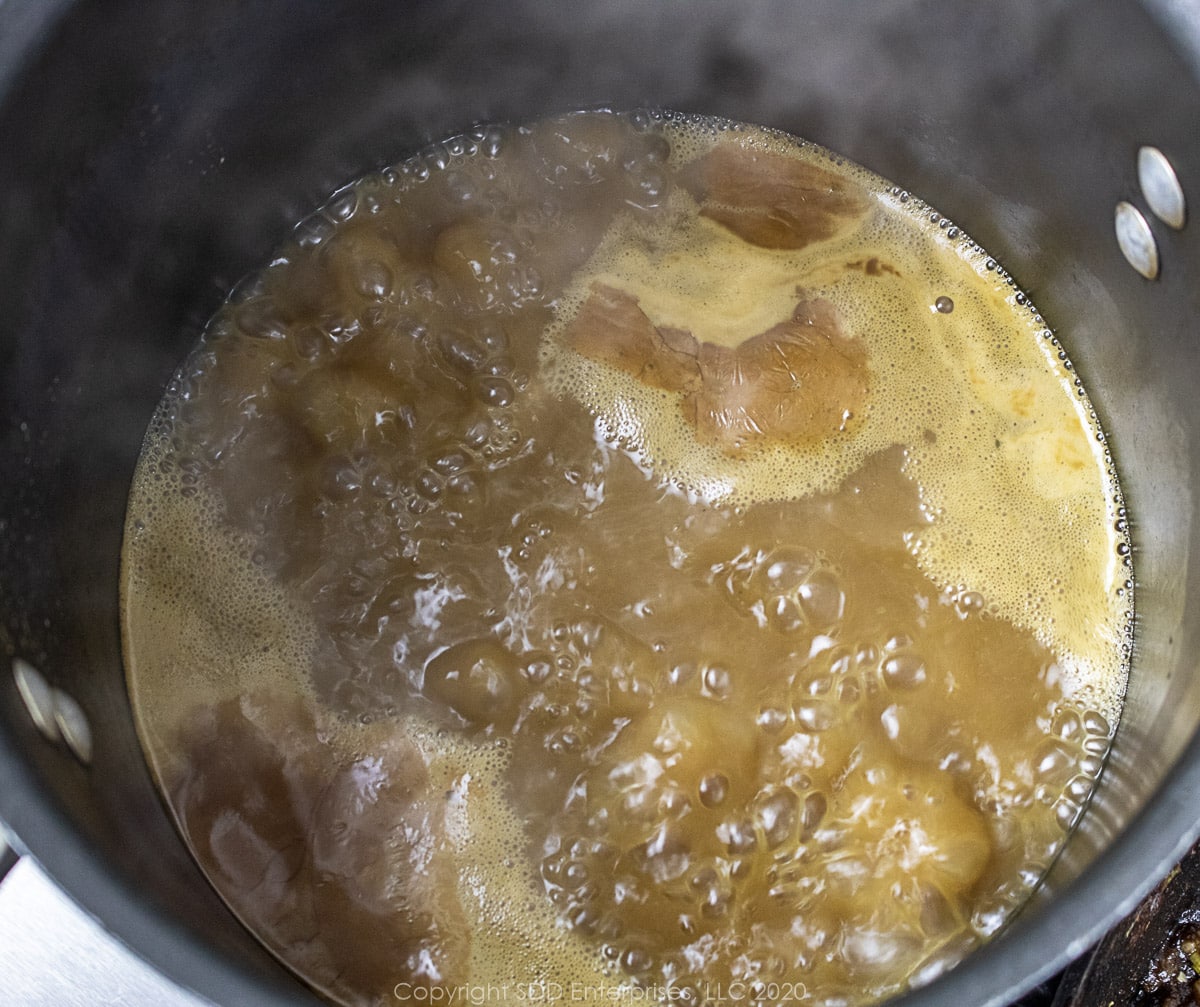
[685,299,869,454]
[561,283,701,393]
[562,284,869,454]
[169,691,470,1000]
[681,143,869,250]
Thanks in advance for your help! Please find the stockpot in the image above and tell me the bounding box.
[2,1,1200,1004]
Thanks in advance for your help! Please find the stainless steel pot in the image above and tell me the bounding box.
[2,2,1200,1004]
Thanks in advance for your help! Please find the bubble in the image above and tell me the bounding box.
[627,109,654,133]
[795,699,836,732]
[293,211,336,248]
[627,164,669,207]
[234,298,288,341]
[801,791,827,836]
[463,418,491,448]
[1051,707,1083,741]
[668,663,696,687]
[754,785,800,849]
[764,547,816,592]
[415,470,443,499]
[794,573,842,629]
[423,638,522,729]
[1064,774,1095,803]
[431,449,471,476]
[718,818,758,855]
[621,946,654,974]
[756,706,789,733]
[475,375,516,407]
[955,590,985,616]
[1054,799,1081,831]
[1032,738,1077,787]
[934,296,954,314]
[767,595,806,634]
[881,654,926,690]
[439,329,489,375]
[636,823,693,884]
[354,259,394,300]
[698,773,729,808]
[475,126,504,159]
[292,326,326,360]
[702,665,732,699]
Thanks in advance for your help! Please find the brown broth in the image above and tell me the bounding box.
[121,111,1133,1007]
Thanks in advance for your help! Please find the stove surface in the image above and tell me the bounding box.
[0,857,212,1007]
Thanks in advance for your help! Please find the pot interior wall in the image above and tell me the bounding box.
[2,2,1200,1006]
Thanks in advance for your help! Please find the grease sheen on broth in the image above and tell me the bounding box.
[121,111,1133,1007]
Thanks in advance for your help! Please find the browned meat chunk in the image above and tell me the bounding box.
[681,142,869,250]
[562,285,869,454]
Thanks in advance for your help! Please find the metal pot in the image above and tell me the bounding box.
[2,1,1200,1004]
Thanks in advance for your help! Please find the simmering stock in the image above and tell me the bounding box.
[122,111,1133,1007]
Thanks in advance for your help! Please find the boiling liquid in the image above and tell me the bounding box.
[121,111,1133,1007]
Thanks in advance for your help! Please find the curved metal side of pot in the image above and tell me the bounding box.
[1,3,1199,1006]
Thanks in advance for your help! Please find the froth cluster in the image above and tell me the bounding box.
[122,414,317,765]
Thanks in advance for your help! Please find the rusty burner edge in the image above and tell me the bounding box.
[1011,838,1200,1007]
